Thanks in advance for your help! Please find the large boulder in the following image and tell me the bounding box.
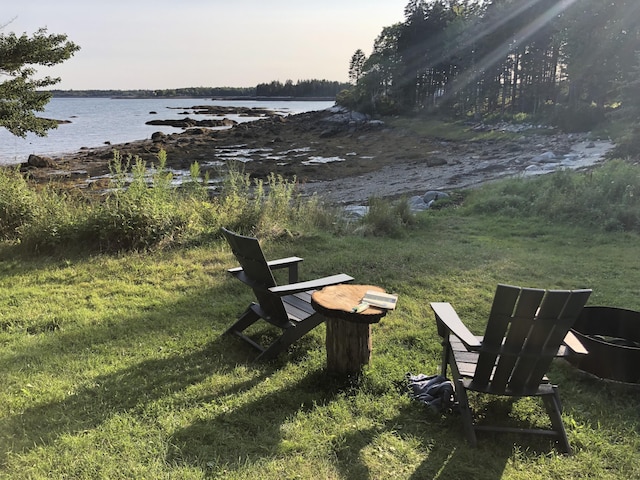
[27,154,57,168]
[151,131,167,142]
[409,191,450,211]
[531,151,557,163]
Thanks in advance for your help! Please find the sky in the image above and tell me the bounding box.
[4,0,409,91]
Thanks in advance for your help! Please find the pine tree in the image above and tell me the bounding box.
[611,51,640,156]
[0,27,79,137]
[348,49,367,85]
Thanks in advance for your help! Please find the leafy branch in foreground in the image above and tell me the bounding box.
[0,27,80,137]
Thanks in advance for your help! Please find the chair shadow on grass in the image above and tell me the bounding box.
[0,242,331,471]
[403,364,640,480]
[3,270,616,478]
[166,357,513,479]
[0,335,269,463]
[328,401,513,480]
[167,375,515,479]
[167,367,341,472]
[329,384,615,480]
[0,280,274,466]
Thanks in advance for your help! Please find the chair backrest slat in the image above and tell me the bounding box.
[509,290,573,391]
[490,287,545,391]
[473,284,591,395]
[222,228,288,320]
[524,289,592,389]
[473,285,521,387]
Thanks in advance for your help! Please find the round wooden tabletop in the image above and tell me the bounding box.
[311,284,388,324]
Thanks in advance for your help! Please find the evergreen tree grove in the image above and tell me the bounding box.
[341,0,640,129]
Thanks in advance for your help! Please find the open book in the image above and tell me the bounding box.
[362,290,398,310]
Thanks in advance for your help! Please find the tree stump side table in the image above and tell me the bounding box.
[311,284,389,375]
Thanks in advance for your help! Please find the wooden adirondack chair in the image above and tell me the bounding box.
[431,284,591,454]
[221,228,354,361]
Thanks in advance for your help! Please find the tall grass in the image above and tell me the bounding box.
[215,163,338,236]
[0,152,338,254]
[0,167,40,240]
[464,159,640,232]
[357,197,416,237]
[3,153,640,255]
[86,150,191,251]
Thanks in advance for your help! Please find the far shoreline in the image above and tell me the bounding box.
[49,92,336,102]
[106,96,337,102]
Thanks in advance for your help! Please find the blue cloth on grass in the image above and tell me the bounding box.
[406,373,455,412]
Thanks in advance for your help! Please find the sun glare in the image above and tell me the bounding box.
[438,0,581,102]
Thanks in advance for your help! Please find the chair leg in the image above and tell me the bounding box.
[455,378,477,447]
[224,304,261,336]
[542,386,572,455]
[255,315,325,361]
[440,338,451,378]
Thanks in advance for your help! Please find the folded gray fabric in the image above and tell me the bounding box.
[406,373,455,412]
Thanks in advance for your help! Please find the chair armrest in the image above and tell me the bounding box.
[227,256,303,273]
[561,330,589,355]
[269,273,354,296]
[266,257,304,269]
[431,302,482,350]
[228,256,303,283]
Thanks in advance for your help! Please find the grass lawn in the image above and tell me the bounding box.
[1,210,639,479]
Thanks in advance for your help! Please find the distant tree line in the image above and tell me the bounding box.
[255,79,350,98]
[50,80,349,100]
[50,87,255,98]
[340,0,640,132]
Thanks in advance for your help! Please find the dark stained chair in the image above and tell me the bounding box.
[431,284,592,454]
[221,227,354,361]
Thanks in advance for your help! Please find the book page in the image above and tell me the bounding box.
[362,290,398,310]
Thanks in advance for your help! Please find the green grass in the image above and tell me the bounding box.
[387,116,527,142]
[388,116,482,141]
[1,204,639,479]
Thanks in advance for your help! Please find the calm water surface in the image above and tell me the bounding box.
[0,97,334,165]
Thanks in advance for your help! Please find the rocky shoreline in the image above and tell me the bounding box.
[21,107,614,206]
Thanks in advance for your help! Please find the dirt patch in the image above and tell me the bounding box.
[21,108,614,205]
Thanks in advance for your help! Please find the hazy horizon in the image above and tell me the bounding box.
[6,1,409,91]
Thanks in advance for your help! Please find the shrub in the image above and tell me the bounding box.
[0,167,39,240]
[88,150,190,251]
[216,163,339,237]
[549,104,606,133]
[357,197,415,237]
[465,160,640,232]
[215,162,261,233]
[1,151,342,254]
[18,187,89,252]
[610,124,640,158]
[17,150,200,253]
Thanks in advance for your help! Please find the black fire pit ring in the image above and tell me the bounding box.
[567,306,640,384]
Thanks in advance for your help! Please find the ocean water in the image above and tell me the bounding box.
[0,97,334,165]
